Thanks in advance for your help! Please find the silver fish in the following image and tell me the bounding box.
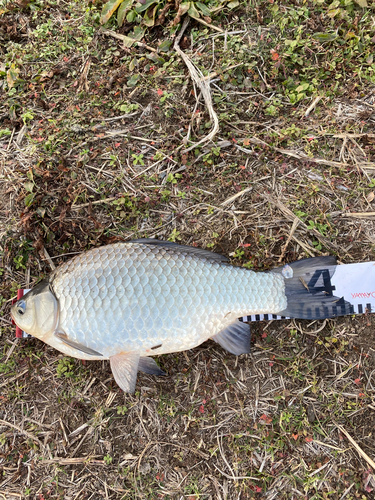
[11,239,352,392]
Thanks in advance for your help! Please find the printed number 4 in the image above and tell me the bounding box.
[307,269,336,296]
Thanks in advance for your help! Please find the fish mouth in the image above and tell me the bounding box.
[10,307,19,328]
[10,306,24,331]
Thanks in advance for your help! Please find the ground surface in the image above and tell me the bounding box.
[1,0,375,498]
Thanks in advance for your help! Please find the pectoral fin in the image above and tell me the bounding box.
[110,352,140,393]
[212,320,251,355]
[138,357,166,376]
[54,331,103,357]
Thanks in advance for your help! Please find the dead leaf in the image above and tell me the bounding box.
[100,0,124,24]
[7,63,20,89]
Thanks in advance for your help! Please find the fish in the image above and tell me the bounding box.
[11,239,352,393]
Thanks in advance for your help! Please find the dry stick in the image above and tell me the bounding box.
[0,317,12,326]
[221,187,253,206]
[313,440,345,452]
[137,442,154,471]
[336,423,375,470]
[189,15,223,32]
[278,218,300,263]
[174,18,219,152]
[5,340,17,363]
[70,130,156,152]
[339,135,348,162]
[344,212,375,218]
[71,196,118,210]
[43,247,56,271]
[96,111,139,122]
[334,133,375,139]
[0,369,28,389]
[235,140,375,170]
[132,147,181,179]
[201,62,243,81]
[6,128,15,150]
[102,29,157,52]
[339,484,355,500]
[213,463,261,481]
[77,58,91,93]
[39,457,105,466]
[304,95,322,117]
[137,441,209,472]
[0,419,50,456]
[265,195,337,253]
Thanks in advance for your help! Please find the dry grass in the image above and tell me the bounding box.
[1,0,375,498]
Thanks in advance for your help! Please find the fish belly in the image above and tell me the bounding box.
[51,243,286,358]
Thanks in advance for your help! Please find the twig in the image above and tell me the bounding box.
[333,133,375,139]
[213,463,261,481]
[221,187,252,206]
[132,146,181,179]
[39,457,105,465]
[77,58,91,92]
[291,235,317,256]
[0,419,47,452]
[201,63,243,81]
[137,442,154,471]
[43,247,56,271]
[278,218,300,263]
[235,139,375,170]
[336,423,375,470]
[305,96,322,117]
[6,128,15,150]
[95,112,140,122]
[174,18,219,152]
[102,30,157,52]
[0,317,13,326]
[189,15,223,33]
[343,212,375,218]
[71,196,118,210]
[70,130,156,152]
[309,460,331,477]
[265,195,337,252]
[339,484,355,500]
[313,440,344,452]
[0,369,28,389]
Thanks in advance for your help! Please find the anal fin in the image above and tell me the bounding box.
[212,320,251,355]
[110,352,140,393]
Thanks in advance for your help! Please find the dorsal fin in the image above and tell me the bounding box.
[131,239,229,264]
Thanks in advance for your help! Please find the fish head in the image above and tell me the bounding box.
[11,281,58,339]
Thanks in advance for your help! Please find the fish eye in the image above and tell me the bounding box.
[16,300,26,315]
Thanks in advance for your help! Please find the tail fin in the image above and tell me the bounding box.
[274,257,354,320]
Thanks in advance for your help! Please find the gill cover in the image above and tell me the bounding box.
[11,281,58,339]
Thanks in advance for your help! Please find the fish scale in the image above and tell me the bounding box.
[11,240,353,392]
[51,242,286,358]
